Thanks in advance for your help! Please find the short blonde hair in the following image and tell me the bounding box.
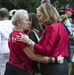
[12,9,28,26]
[37,3,61,25]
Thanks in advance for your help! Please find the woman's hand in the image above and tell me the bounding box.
[57,55,64,63]
[16,33,30,43]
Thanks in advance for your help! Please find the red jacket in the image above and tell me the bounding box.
[34,22,69,57]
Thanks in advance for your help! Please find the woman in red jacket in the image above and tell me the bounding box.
[16,3,69,75]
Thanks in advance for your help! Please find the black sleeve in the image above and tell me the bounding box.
[28,30,38,43]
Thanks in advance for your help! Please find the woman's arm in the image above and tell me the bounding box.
[16,33,64,63]
[23,46,55,63]
[16,26,57,55]
[23,46,64,63]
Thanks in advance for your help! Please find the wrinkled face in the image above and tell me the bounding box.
[37,10,44,23]
[66,11,73,17]
[20,14,31,31]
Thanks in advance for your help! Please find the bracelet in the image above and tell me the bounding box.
[49,57,52,63]
[49,57,55,63]
[52,57,55,63]
[48,57,57,63]
[49,57,63,64]
[55,57,57,63]
[27,39,32,46]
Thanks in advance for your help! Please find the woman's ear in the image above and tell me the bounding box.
[16,20,21,26]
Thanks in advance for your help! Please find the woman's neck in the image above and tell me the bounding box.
[14,27,24,33]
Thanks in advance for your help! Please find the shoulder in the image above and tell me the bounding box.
[0,20,12,26]
[0,20,14,30]
[44,22,63,33]
[28,30,34,33]
[11,30,21,38]
[28,30,35,36]
[47,22,62,29]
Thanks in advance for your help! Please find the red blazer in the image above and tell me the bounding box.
[34,22,69,57]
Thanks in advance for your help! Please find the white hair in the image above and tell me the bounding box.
[12,9,28,26]
[9,9,17,16]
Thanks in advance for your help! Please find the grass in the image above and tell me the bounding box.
[68,63,71,75]
[68,47,74,75]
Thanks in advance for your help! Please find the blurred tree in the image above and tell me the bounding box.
[70,0,74,9]
[0,0,40,12]
[51,0,74,14]
[0,0,73,13]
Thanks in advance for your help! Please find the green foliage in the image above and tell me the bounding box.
[0,0,74,13]
[0,0,41,12]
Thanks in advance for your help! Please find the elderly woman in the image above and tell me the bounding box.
[16,3,69,75]
[4,9,60,75]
